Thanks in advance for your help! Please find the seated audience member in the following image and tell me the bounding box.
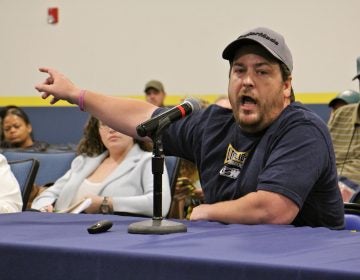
[0,105,49,151]
[328,102,360,202]
[31,116,171,216]
[328,89,360,113]
[168,158,204,219]
[327,58,360,202]
[0,154,22,213]
[144,80,166,107]
[35,26,344,229]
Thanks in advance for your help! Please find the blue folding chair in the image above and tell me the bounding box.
[345,214,360,231]
[344,202,360,230]
[8,158,39,211]
[164,156,181,197]
[3,150,76,186]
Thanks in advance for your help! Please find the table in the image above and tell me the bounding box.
[0,212,359,280]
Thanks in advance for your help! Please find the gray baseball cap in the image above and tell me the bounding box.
[222,27,293,72]
[352,56,360,81]
[328,89,360,107]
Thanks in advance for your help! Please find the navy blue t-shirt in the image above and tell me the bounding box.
[156,102,344,229]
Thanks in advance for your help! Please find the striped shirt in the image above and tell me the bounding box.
[328,103,360,185]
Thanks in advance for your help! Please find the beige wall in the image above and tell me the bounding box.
[0,0,359,98]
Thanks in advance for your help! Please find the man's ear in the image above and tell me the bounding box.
[283,76,292,99]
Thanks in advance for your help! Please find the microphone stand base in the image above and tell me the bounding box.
[128,219,187,234]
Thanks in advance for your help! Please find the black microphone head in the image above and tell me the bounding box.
[183,97,202,113]
[136,97,202,138]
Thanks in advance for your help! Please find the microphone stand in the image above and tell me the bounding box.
[128,118,187,234]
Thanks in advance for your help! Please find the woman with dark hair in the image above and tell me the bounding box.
[0,105,49,151]
[31,116,171,217]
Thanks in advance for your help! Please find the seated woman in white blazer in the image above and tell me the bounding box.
[31,116,171,217]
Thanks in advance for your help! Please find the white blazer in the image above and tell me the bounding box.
[0,154,22,213]
[31,144,171,217]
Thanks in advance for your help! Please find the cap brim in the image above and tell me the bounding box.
[329,98,339,107]
[328,98,348,107]
[222,38,280,61]
[352,74,360,81]
[145,86,161,92]
[222,38,255,60]
[222,38,283,68]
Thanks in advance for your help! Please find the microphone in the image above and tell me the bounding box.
[136,97,201,137]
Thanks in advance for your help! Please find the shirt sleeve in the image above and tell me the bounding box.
[256,123,334,208]
[0,155,23,213]
[153,107,206,162]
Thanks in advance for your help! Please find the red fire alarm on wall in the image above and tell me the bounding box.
[48,7,59,24]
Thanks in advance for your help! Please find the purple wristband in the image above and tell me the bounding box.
[78,90,86,111]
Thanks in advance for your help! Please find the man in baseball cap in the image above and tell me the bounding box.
[222,27,295,102]
[36,27,344,229]
[144,80,166,107]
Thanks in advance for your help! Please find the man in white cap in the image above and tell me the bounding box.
[35,27,344,229]
[328,89,360,113]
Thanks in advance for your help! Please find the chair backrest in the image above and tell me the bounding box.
[345,214,360,230]
[8,158,39,211]
[349,190,360,204]
[164,156,181,197]
[3,150,76,186]
[344,202,360,215]
[344,203,360,230]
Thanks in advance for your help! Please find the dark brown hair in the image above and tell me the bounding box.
[77,116,152,157]
[279,62,295,102]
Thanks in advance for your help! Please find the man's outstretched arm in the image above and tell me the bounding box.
[35,67,158,139]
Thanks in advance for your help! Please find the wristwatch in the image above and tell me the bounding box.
[100,196,110,214]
